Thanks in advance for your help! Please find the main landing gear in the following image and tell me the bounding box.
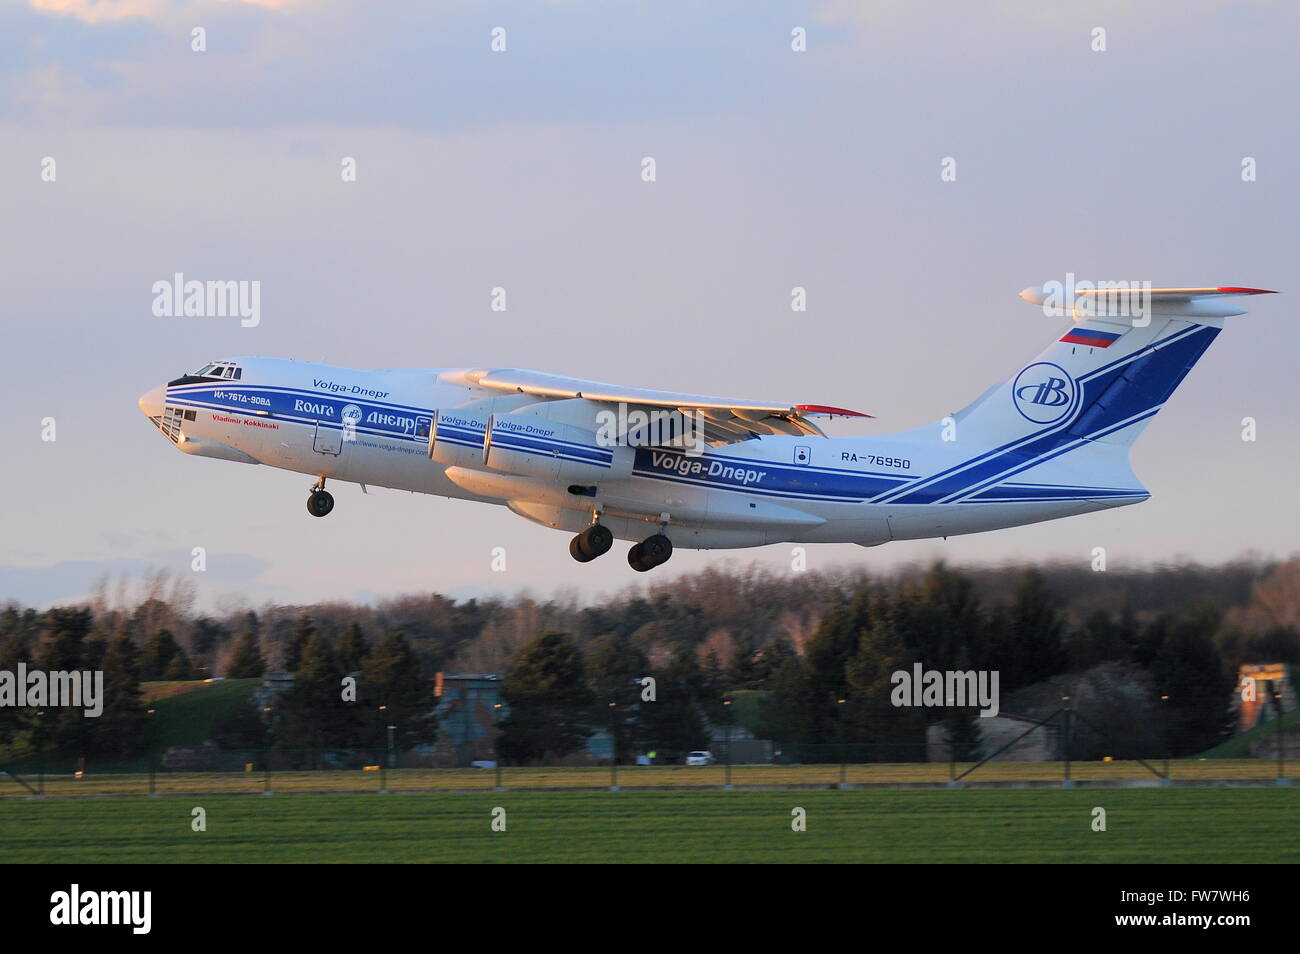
[567,523,673,571]
[307,478,334,518]
[628,534,672,572]
[569,523,613,563]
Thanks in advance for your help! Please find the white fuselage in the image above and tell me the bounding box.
[140,356,1148,551]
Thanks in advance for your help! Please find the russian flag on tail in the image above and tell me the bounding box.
[1060,327,1122,348]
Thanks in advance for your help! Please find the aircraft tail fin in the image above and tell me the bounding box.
[888,285,1273,506]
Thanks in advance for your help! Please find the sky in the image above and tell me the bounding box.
[1,0,1297,610]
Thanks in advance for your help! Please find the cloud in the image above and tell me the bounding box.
[28,0,311,25]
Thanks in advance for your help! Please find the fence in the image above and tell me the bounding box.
[1,741,1291,799]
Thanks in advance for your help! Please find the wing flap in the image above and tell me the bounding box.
[460,368,868,444]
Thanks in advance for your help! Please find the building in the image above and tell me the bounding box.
[1235,663,1297,733]
[927,712,1061,762]
[429,672,505,767]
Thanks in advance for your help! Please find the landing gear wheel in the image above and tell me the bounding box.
[627,542,653,572]
[641,533,673,567]
[570,536,596,563]
[577,524,614,560]
[307,490,335,518]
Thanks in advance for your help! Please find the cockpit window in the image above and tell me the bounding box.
[191,362,241,379]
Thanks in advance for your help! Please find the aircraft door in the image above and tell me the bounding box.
[313,421,342,456]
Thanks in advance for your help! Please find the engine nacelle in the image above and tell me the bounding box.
[429,408,489,468]
[483,414,634,484]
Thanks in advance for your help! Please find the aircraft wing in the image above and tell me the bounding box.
[458,368,870,444]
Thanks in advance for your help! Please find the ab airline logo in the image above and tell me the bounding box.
[1012,362,1077,424]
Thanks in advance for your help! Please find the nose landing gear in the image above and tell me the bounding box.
[307,478,334,518]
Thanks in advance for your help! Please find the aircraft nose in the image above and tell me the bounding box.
[138,385,166,419]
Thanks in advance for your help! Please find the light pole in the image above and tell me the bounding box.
[608,701,619,791]
[1061,695,1072,788]
[35,709,45,797]
[837,698,847,787]
[262,705,273,794]
[1160,694,1170,784]
[146,707,158,797]
[1270,682,1285,784]
[492,702,504,791]
[723,697,733,790]
[377,705,389,793]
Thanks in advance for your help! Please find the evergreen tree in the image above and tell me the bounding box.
[1144,610,1234,755]
[163,651,195,681]
[585,634,650,761]
[213,699,270,750]
[40,607,92,671]
[139,628,185,680]
[225,629,267,678]
[337,621,370,674]
[987,568,1066,692]
[497,633,593,764]
[359,632,435,751]
[637,644,717,757]
[282,612,314,673]
[91,635,148,759]
[275,634,355,759]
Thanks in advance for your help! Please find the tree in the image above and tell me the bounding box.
[139,628,185,680]
[282,613,315,673]
[225,630,267,679]
[163,652,196,681]
[213,699,270,750]
[496,633,593,764]
[1143,610,1234,755]
[337,621,370,674]
[586,634,650,762]
[986,569,1066,692]
[359,633,435,751]
[274,634,357,761]
[40,607,92,671]
[90,635,148,759]
[637,644,718,758]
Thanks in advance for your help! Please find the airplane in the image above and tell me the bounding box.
[138,285,1273,572]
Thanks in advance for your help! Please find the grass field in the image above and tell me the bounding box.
[1,788,1296,863]
[2,758,1290,798]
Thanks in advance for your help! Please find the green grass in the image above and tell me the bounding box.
[1199,707,1300,759]
[1,788,1296,863]
[145,678,260,750]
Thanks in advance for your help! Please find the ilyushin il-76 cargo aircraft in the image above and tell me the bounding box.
[139,286,1272,571]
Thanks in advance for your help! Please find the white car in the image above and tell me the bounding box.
[685,751,715,766]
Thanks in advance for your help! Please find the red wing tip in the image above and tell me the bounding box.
[795,404,873,419]
[1217,287,1277,295]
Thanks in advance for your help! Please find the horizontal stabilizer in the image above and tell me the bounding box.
[1019,285,1276,320]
